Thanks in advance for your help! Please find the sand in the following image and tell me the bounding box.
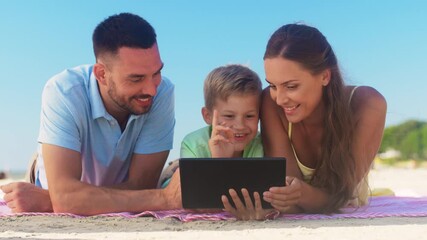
[1,167,426,240]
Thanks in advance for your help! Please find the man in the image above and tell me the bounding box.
[1,13,182,215]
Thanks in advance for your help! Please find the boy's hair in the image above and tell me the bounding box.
[203,64,262,110]
[92,12,157,60]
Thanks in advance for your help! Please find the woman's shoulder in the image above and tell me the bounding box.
[347,85,386,104]
[346,85,387,118]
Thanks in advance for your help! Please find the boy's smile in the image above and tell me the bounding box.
[211,94,260,155]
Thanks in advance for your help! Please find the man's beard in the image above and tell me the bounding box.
[108,80,153,116]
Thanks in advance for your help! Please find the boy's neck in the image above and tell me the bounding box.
[233,151,244,158]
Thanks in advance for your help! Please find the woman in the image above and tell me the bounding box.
[261,24,387,213]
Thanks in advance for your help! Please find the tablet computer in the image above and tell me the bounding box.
[179,157,286,209]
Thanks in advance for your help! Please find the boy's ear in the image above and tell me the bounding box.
[201,107,213,125]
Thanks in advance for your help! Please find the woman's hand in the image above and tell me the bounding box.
[222,188,279,220]
[263,176,302,212]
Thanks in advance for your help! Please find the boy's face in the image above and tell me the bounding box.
[205,94,260,155]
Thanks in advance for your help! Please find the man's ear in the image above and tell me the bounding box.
[93,62,107,86]
[321,69,331,86]
[201,107,212,125]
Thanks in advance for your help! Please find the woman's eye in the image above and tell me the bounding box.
[269,85,277,90]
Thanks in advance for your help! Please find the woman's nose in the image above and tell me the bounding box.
[275,88,288,106]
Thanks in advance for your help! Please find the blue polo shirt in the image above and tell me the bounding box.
[35,64,175,189]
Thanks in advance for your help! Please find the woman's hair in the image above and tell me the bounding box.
[264,24,357,213]
[204,64,262,111]
[92,13,157,60]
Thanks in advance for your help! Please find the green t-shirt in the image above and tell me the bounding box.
[180,126,264,158]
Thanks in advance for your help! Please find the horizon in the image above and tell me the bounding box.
[1,1,426,171]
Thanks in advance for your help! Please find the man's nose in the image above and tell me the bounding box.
[142,77,159,96]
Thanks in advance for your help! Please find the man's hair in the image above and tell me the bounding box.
[204,64,262,110]
[92,12,157,59]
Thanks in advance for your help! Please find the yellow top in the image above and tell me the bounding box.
[287,86,369,206]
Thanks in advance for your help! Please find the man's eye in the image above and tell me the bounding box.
[130,78,142,83]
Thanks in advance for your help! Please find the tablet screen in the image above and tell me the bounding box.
[179,157,286,209]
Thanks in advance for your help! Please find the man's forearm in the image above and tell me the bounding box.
[50,181,175,215]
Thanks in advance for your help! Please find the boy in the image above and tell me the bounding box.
[160,64,262,184]
[161,64,274,220]
[181,64,263,159]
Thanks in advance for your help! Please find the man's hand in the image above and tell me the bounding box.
[1,182,52,213]
[161,169,182,209]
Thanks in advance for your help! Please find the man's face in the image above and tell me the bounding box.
[102,44,164,118]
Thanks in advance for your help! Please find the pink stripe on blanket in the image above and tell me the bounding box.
[1,196,427,222]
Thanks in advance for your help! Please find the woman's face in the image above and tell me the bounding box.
[264,57,330,123]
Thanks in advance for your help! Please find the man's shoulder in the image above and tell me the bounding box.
[157,76,174,94]
[46,64,94,93]
[42,64,94,115]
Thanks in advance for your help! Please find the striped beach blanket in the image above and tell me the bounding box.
[1,196,426,222]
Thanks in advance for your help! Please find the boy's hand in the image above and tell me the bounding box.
[209,110,235,158]
[222,188,279,220]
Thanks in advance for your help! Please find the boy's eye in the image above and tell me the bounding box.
[223,115,233,119]
[246,114,255,118]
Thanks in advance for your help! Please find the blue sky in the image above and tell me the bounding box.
[1,1,426,171]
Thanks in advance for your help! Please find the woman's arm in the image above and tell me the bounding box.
[260,88,302,179]
[261,88,308,212]
[261,88,329,212]
[350,86,387,181]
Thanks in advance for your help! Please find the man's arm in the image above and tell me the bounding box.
[43,144,180,215]
[112,151,169,190]
[0,182,52,213]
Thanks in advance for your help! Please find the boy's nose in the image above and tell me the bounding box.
[232,120,245,130]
